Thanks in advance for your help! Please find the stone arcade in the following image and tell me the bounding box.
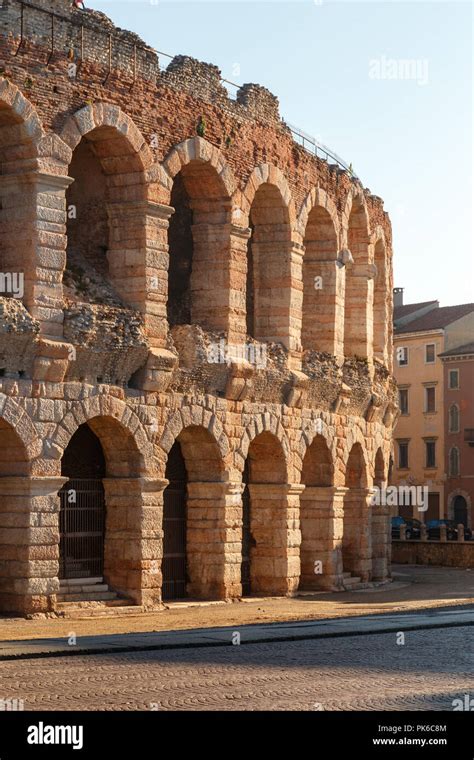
[0,0,397,616]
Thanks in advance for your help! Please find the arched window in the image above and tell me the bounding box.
[449,404,460,433]
[449,447,460,477]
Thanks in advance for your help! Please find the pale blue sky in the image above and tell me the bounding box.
[92,0,473,307]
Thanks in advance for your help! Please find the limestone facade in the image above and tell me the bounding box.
[0,0,397,615]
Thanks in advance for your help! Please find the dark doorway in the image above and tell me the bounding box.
[167,173,193,327]
[453,495,468,527]
[241,459,251,596]
[162,441,188,600]
[59,425,106,580]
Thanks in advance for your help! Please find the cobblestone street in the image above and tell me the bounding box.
[1,625,472,711]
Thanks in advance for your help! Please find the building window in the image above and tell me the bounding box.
[399,388,409,415]
[449,446,460,476]
[425,440,436,468]
[397,346,408,366]
[398,441,409,469]
[425,386,436,413]
[449,404,460,433]
[425,343,435,363]
[449,369,459,389]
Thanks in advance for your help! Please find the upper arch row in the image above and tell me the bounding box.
[1,82,389,255]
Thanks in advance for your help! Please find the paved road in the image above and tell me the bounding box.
[0,625,472,711]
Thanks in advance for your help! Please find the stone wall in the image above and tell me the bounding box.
[0,0,397,616]
[392,540,474,569]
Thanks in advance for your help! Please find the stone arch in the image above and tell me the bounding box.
[162,137,237,332]
[59,103,153,170]
[161,420,228,600]
[297,187,340,243]
[159,405,230,465]
[162,136,237,197]
[48,396,157,475]
[60,103,152,312]
[241,165,296,346]
[372,227,389,364]
[342,428,370,484]
[298,417,336,477]
[0,79,44,160]
[238,412,290,475]
[342,440,371,580]
[298,189,341,355]
[343,187,372,359]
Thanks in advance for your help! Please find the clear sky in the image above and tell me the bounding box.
[91,0,473,307]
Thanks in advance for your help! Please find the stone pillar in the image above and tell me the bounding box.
[344,263,375,360]
[440,523,447,542]
[420,523,428,541]
[0,476,66,615]
[299,486,345,590]
[103,477,167,608]
[252,239,304,354]
[186,481,243,600]
[301,259,345,360]
[342,487,373,581]
[107,200,174,347]
[371,501,391,581]
[457,524,465,542]
[247,483,302,595]
[0,173,73,338]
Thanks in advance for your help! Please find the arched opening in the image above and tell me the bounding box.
[162,425,226,600]
[247,183,292,344]
[344,196,370,358]
[243,431,289,595]
[449,446,460,477]
[371,448,388,580]
[162,441,187,600]
[299,435,335,589]
[0,419,30,613]
[453,495,468,527]
[373,238,388,363]
[343,442,370,580]
[167,161,231,331]
[59,424,106,580]
[65,126,146,307]
[449,404,460,433]
[301,206,339,353]
[59,417,144,602]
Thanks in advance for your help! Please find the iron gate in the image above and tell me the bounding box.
[162,442,187,600]
[59,479,105,579]
[241,460,251,596]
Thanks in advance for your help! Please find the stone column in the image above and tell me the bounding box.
[299,486,346,590]
[247,483,303,595]
[186,481,243,600]
[342,487,373,581]
[344,263,376,361]
[0,172,73,338]
[371,501,391,581]
[301,259,345,360]
[252,239,304,355]
[107,200,174,347]
[0,476,66,615]
[103,477,167,608]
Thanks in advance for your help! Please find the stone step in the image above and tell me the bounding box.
[59,583,109,595]
[59,577,103,588]
[56,591,118,603]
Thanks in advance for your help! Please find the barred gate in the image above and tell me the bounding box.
[59,479,105,579]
